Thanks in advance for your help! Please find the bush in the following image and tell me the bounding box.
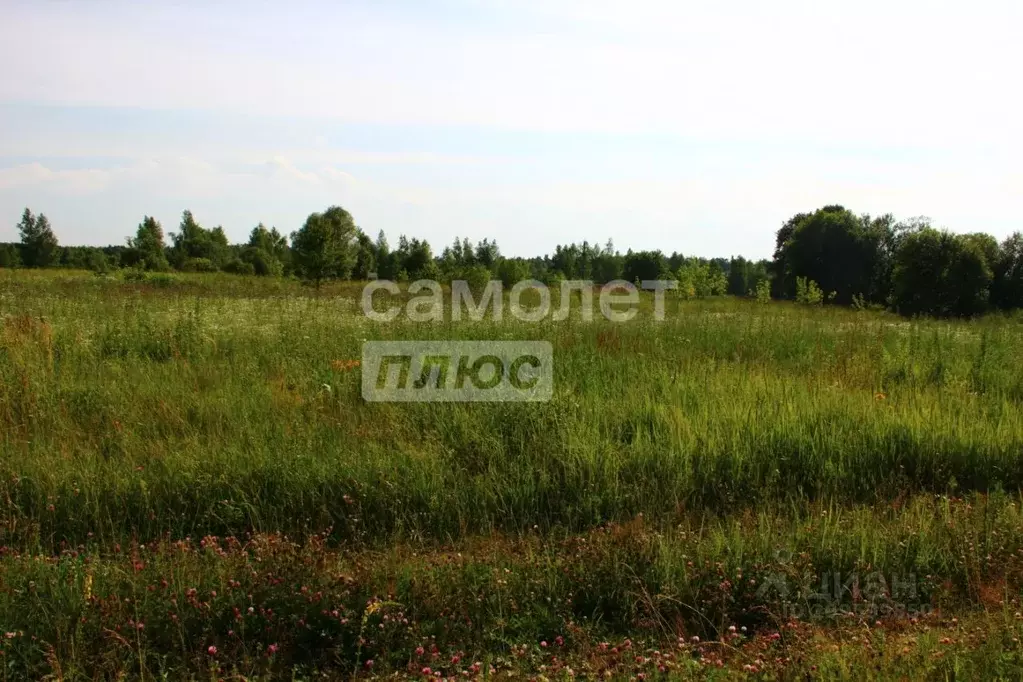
[0,243,22,268]
[180,257,218,273]
[795,277,824,305]
[122,268,147,283]
[88,251,112,275]
[457,264,492,294]
[544,271,566,288]
[240,246,283,277]
[120,269,176,286]
[223,258,257,276]
[755,279,771,303]
[147,273,177,287]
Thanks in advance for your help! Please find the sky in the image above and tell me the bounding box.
[1,0,1021,260]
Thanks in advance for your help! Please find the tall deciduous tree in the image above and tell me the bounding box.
[374,231,395,280]
[290,206,361,285]
[993,232,1023,310]
[622,250,667,283]
[127,216,170,271]
[242,223,289,276]
[169,210,229,270]
[773,206,892,305]
[0,243,21,268]
[17,208,60,268]
[892,226,993,317]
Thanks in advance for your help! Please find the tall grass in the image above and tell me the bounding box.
[2,272,1023,548]
[3,270,1023,678]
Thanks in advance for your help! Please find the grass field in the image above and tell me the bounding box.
[4,269,1023,679]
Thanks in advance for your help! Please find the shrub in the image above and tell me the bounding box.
[223,258,257,276]
[0,243,21,268]
[795,276,824,305]
[180,257,218,273]
[755,279,771,303]
[240,246,283,277]
[122,268,147,283]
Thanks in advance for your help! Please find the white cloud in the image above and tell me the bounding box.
[1,1,1021,256]
[1,0,1020,148]
[265,156,321,185]
[0,162,112,194]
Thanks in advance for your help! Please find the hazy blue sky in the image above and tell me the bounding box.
[1,0,1020,258]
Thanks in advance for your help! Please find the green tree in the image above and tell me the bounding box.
[248,224,288,259]
[993,232,1023,310]
[290,206,361,285]
[592,239,623,284]
[170,211,213,269]
[495,257,532,287]
[126,216,170,271]
[771,212,809,298]
[0,243,20,268]
[795,276,824,305]
[474,238,500,270]
[208,226,231,268]
[892,227,992,317]
[374,231,395,280]
[549,244,579,280]
[353,231,377,280]
[239,246,282,276]
[676,258,727,298]
[242,224,288,276]
[727,256,751,296]
[17,208,59,268]
[622,250,666,284]
[394,236,438,281]
[773,206,892,305]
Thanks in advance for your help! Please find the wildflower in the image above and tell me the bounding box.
[207,645,218,655]
[540,640,548,648]
[364,660,374,669]
[555,635,564,646]
[267,643,278,654]
[416,646,425,656]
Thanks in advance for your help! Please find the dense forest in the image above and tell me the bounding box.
[3,204,1022,318]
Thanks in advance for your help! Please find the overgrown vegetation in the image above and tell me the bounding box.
[2,270,1023,678]
[5,204,1023,318]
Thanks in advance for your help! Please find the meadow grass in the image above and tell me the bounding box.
[3,269,1023,679]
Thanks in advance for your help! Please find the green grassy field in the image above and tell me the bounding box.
[4,269,1023,680]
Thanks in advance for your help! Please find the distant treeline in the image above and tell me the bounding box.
[3,204,1022,317]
